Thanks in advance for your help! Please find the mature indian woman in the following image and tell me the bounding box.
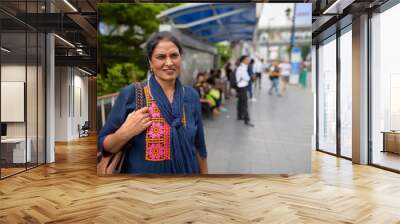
[98,31,208,174]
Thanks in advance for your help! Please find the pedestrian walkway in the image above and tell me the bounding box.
[203,77,313,174]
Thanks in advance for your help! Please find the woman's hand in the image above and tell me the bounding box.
[117,107,152,140]
[103,107,152,154]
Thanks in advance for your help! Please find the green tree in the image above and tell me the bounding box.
[286,45,311,62]
[97,63,146,96]
[216,43,232,67]
[97,3,180,96]
[300,45,310,61]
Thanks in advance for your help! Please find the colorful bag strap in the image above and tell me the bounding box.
[134,82,145,109]
[112,82,145,173]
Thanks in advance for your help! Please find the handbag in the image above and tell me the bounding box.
[97,82,144,175]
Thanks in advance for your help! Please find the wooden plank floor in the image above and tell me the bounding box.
[1,135,400,223]
[1,167,26,178]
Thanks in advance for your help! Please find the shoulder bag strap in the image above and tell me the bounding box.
[134,82,145,109]
[114,82,145,174]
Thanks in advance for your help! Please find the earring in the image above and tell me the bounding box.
[148,60,153,73]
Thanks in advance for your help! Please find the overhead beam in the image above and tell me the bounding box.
[312,15,335,33]
[209,4,231,41]
[202,31,253,39]
[2,12,97,47]
[258,25,311,33]
[323,0,355,14]
[192,22,255,34]
[55,55,96,71]
[171,8,247,29]
[4,13,83,32]
[66,13,97,46]
[258,39,312,47]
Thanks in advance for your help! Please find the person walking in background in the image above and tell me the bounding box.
[278,59,291,95]
[253,58,264,90]
[214,69,229,112]
[262,58,270,73]
[247,58,256,102]
[224,62,233,99]
[268,61,281,96]
[236,55,254,127]
[262,59,270,84]
[299,62,308,89]
[229,59,241,96]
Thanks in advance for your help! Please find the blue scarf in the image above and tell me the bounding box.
[149,75,198,174]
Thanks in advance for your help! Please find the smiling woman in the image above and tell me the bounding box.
[98,31,208,175]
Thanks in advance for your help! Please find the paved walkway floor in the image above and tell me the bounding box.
[203,77,313,174]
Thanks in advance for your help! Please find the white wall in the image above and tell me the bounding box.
[1,63,46,164]
[1,65,26,81]
[55,66,68,141]
[71,71,89,138]
[1,82,25,122]
[1,65,25,128]
[1,65,35,138]
[54,67,89,141]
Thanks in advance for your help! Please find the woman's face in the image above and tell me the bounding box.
[149,40,181,82]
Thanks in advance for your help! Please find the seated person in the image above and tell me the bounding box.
[205,78,222,116]
[194,73,213,117]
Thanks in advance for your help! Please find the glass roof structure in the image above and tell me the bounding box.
[157,3,258,43]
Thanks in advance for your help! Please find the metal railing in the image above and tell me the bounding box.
[97,92,119,131]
